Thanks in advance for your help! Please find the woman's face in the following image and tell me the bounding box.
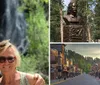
[0,47,16,73]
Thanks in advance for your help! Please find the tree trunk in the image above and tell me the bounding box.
[60,8,63,42]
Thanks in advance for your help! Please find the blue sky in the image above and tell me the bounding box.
[63,0,71,10]
[64,0,71,6]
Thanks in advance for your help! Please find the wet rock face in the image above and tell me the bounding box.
[0,0,6,20]
[0,0,6,40]
[0,0,28,53]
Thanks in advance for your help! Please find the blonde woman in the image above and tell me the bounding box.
[0,40,45,85]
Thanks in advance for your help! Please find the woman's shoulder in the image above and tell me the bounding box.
[25,73,34,85]
[19,71,45,85]
[18,71,33,85]
[26,73,43,85]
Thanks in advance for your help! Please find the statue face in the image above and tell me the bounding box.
[67,2,77,16]
[72,3,77,13]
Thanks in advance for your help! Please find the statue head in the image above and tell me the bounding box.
[67,2,77,17]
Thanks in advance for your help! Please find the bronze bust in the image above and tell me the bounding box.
[63,2,79,22]
[63,2,86,42]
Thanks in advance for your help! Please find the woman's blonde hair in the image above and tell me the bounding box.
[0,40,21,67]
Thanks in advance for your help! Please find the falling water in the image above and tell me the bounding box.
[0,0,28,53]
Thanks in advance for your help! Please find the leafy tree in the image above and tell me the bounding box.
[65,49,92,73]
[83,0,100,41]
[76,0,100,41]
[50,0,64,42]
[93,0,100,40]
[18,0,49,84]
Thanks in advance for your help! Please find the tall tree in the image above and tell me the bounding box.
[50,0,64,42]
[76,0,89,41]
[93,0,100,41]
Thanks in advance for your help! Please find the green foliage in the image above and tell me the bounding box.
[93,1,100,40]
[17,56,36,73]
[50,0,64,42]
[65,50,92,73]
[18,0,49,84]
[77,0,87,17]
[76,0,100,41]
[50,0,100,41]
[87,0,100,40]
[17,55,49,84]
[93,30,100,39]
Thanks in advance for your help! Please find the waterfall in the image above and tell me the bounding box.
[0,0,28,53]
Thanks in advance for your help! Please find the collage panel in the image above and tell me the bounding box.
[0,0,49,85]
[50,43,100,85]
[50,0,100,42]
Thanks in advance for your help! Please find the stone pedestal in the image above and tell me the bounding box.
[63,15,86,42]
